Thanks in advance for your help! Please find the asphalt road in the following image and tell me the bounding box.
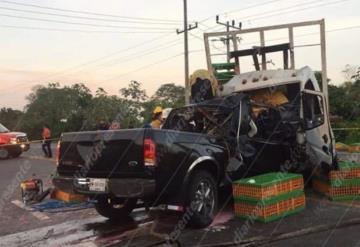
[0,146,360,246]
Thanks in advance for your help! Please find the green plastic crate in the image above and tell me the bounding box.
[330,195,360,201]
[212,62,235,70]
[215,71,235,80]
[237,206,305,223]
[331,178,360,187]
[234,190,304,206]
[233,172,303,188]
[338,161,360,171]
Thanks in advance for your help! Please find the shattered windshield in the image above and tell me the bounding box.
[163,105,234,136]
[163,94,247,137]
[0,123,9,133]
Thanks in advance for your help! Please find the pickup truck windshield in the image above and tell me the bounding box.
[163,105,233,136]
[163,93,248,138]
[0,123,9,133]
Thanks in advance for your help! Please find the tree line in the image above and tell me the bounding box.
[0,81,184,140]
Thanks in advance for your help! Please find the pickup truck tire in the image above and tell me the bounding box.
[186,170,218,228]
[0,148,9,159]
[95,197,137,220]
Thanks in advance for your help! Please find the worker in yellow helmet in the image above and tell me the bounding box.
[151,106,163,129]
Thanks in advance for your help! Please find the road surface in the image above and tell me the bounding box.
[0,144,359,246]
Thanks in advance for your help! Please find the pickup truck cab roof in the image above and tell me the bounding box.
[218,66,320,96]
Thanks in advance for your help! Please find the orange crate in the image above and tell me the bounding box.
[51,189,87,203]
[234,194,305,222]
[330,169,360,180]
[312,178,360,199]
[329,186,360,197]
[233,176,303,200]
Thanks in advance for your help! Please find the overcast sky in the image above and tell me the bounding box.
[0,0,359,109]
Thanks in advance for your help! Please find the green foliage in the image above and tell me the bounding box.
[142,83,185,123]
[119,80,148,128]
[151,83,185,108]
[20,83,92,139]
[329,76,360,144]
[0,80,186,139]
[0,108,24,131]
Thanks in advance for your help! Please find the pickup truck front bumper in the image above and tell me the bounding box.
[53,176,156,198]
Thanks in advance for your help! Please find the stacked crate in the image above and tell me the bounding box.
[232,172,305,223]
[313,161,360,201]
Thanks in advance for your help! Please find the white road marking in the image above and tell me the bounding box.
[11,200,50,220]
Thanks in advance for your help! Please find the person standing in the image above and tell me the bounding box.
[42,124,52,158]
[151,106,163,129]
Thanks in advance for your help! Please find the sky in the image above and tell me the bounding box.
[0,0,359,109]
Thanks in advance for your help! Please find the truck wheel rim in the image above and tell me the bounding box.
[193,180,215,217]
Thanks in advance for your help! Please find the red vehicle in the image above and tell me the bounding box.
[0,123,30,159]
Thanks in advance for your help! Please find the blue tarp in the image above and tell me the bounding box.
[31,199,94,213]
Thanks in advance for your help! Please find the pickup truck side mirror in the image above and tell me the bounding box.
[302,92,325,130]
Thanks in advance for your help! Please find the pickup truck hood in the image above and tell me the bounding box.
[0,132,28,144]
[0,131,27,137]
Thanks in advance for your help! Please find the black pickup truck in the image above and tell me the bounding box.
[54,91,322,227]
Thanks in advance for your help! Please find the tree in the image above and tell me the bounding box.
[141,83,185,123]
[119,81,148,128]
[119,80,147,102]
[0,108,24,130]
[151,83,185,108]
[83,89,127,129]
[21,83,92,139]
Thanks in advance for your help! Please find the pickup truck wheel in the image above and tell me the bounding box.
[0,148,9,159]
[95,198,137,220]
[186,170,218,228]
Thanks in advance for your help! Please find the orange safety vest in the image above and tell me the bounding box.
[42,128,51,139]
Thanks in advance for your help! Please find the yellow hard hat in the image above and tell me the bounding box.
[153,106,163,114]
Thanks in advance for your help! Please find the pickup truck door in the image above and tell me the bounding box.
[301,89,333,166]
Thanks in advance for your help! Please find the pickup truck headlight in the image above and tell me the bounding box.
[10,137,17,144]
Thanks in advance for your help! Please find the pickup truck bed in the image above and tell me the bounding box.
[54,128,228,227]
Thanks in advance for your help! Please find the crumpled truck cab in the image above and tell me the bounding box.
[217,66,336,173]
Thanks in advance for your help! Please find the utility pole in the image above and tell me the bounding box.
[215,15,242,62]
[176,0,198,105]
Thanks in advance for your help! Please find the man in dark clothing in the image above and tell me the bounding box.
[42,124,52,158]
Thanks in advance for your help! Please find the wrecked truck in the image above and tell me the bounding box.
[53,65,335,228]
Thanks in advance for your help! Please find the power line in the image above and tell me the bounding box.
[105,25,360,81]
[196,0,351,36]
[0,13,176,30]
[0,34,203,94]
[0,24,172,33]
[101,49,202,83]
[243,0,351,23]
[0,6,179,25]
[0,32,176,92]
[1,23,359,97]
[0,0,182,23]
[0,0,356,94]
[198,0,283,23]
